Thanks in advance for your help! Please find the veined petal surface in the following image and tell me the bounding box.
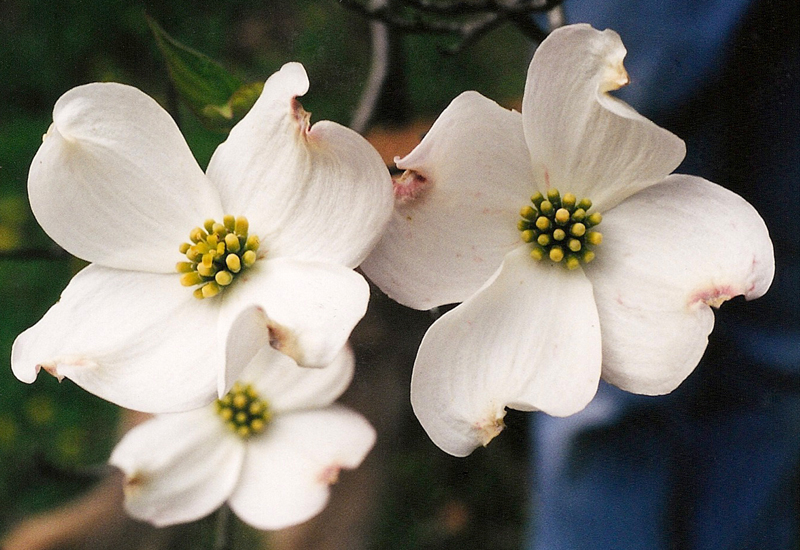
[411,246,602,457]
[362,92,533,309]
[207,62,392,268]
[522,24,686,211]
[228,405,375,530]
[245,344,355,413]
[11,265,221,412]
[587,174,775,394]
[110,408,244,527]
[29,82,224,273]
[218,257,369,371]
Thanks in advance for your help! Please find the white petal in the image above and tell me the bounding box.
[587,174,775,394]
[217,304,273,397]
[110,408,244,527]
[218,258,369,372]
[207,62,393,268]
[11,265,222,412]
[228,405,375,530]
[361,91,534,309]
[410,246,602,457]
[242,344,355,413]
[29,82,223,272]
[522,24,686,211]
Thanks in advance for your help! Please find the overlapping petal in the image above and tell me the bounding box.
[363,24,774,458]
[228,406,376,530]
[219,257,370,371]
[28,82,224,273]
[362,92,533,309]
[109,408,244,527]
[246,344,355,413]
[207,62,393,269]
[587,174,775,394]
[11,265,221,412]
[522,24,686,211]
[410,246,602,457]
[19,63,385,420]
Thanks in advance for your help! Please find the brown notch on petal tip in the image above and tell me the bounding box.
[476,409,507,448]
[267,321,303,365]
[393,170,430,204]
[41,362,64,382]
[122,470,147,496]
[291,98,311,136]
[317,464,341,485]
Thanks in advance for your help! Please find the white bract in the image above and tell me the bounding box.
[110,344,375,530]
[13,62,393,413]
[362,24,775,456]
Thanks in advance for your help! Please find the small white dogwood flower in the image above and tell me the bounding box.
[362,24,775,456]
[13,62,393,413]
[110,344,375,530]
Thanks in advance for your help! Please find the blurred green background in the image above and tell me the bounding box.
[0,1,534,548]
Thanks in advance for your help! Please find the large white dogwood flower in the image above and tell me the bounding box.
[13,62,393,413]
[110,344,375,530]
[362,24,775,456]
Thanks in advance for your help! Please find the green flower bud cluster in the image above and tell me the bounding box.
[518,189,603,270]
[177,215,259,299]
[215,382,271,439]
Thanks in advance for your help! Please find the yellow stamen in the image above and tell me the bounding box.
[177,215,261,299]
[215,383,271,440]
[242,250,257,268]
[565,255,581,270]
[201,282,220,298]
[215,271,233,286]
[586,231,603,245]
[517,189,603,270]
[223,215,236,232]
[520,206,537,220]
[536,217,551,231]
[180,272,204,287]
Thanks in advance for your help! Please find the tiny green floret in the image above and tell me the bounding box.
[178,215,260,299]
[215,382,271,439]
[518,189,602,270]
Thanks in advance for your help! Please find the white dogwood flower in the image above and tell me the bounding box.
[362,24,774,456]
[13,62,393,412]
[110,344,375,530]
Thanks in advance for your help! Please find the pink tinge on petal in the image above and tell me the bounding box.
[689,284,738,309]
[393,170,431,203]
[41,356,97,382]
[41,362,63,382]
[292,98,311,134]
[317,464,342,485]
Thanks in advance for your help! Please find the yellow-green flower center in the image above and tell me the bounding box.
[518,189,603,270]
[215,382,271,439]
[177,215,260,299]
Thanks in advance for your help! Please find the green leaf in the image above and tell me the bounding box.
[148,16,261,132]
[200,81,264,129]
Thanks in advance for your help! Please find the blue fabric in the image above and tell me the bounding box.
[528,2,800,549]
[563,0,753,115]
